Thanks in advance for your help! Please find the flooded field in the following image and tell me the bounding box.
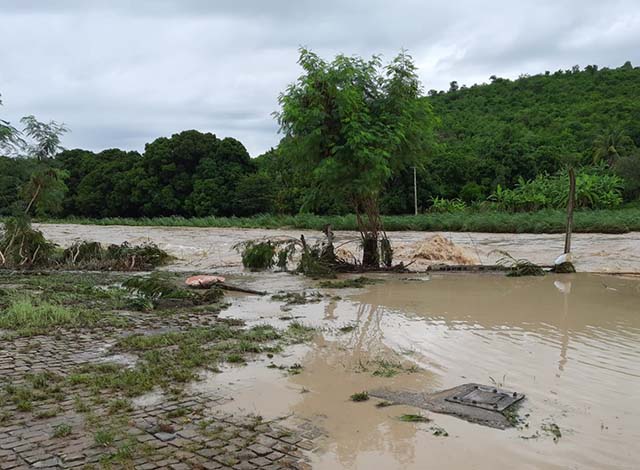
[3,224,640,468]
[211,272,640,469]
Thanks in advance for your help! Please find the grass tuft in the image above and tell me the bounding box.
[350,391,369,402]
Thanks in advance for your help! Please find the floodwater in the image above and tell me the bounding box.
[212,273,640,470]
[35,223,640,273]
[31,224,640,468]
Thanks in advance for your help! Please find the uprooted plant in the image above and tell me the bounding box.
[236,225,407,278]
[0,216,56,267]
[492,250,546,277]
[0,220,171,271]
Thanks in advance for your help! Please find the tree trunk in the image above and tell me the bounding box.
[362,234,379,268]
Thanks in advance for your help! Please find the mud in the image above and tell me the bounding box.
[35,223,640,273]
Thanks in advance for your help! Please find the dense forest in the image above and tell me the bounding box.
[1,62,639,219]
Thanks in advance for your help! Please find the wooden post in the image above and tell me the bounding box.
[564,167,576,254]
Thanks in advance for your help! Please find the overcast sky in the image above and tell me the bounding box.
[1,0,639,156]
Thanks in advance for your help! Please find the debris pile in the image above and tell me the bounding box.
[394,234,476,267]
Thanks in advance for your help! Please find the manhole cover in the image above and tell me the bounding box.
[445,384,524,412]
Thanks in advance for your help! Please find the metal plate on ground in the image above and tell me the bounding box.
[445,384,524,412]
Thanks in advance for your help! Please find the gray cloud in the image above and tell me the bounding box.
[1,0,639,156]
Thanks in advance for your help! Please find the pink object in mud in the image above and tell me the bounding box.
[185,275,226,288]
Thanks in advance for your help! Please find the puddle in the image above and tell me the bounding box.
[133,388,166,408]
[95,353,138,369]
[200,273,640,469]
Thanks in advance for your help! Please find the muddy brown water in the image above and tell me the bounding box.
[31,225,640,468]
[35,223,640,273]
[198,272,639,470]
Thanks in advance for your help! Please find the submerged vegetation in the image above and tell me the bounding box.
[318,277,381,289]
[0,216,171,270]
[493,251,546,277]
[349,391,370,402]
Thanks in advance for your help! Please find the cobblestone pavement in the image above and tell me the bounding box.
[0,301,319,469]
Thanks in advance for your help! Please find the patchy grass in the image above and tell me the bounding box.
[398,414,431,423]
[0,295,82,329]
[271,291,324,306]
[375,400,393,408]
[283,321,316,344]
[338,325,356,333]
[52,423,72,438]
[108,398,133,415]
[70,323,309,397]
[430,425,449,436]
[350,391,369,402]
[318,277,381,289]
[371,359,420,378]
[94,429,116,446]
[542,422,562,441]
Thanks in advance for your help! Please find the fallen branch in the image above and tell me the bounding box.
[217,282,267,296]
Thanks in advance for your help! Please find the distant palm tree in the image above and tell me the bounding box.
[592,129,633,166]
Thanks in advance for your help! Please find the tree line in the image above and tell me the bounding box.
[1,58,639,220]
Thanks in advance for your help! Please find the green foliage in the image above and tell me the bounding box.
[398,414,430,422]
[0,295,80,329]
[350,391,369,402]
[52,423,72,438]
[276,48,437,265]
[426,63,640,201]
[19,116,68,160]
[21,167,69,217]
[0,216,56,267]
[236,241,277,270]
[493,251,546,277]
[490,169,623,212]
[42,206,640,233]
[428,197,467,213]
[277,49,436,206]
[615,153,640,200]
[4,63,640,224]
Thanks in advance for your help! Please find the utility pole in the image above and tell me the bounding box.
[413,167,418,215]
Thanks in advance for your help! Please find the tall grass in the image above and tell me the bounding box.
[34,207,640,234]
[0,296,80,329]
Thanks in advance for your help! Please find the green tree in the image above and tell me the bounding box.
[21,167,69,217]
[592,129,634,166]
[276,48,436,266]
[20,115,68,160]
[233,172,275,216]
[187,137,254,216]
[135,130,219,216]
[0,95,22,154]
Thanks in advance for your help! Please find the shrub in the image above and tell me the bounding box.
[490,169,624,212]
[236,241,276,270]
[428,197,467,213]
[0,216,56,267]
